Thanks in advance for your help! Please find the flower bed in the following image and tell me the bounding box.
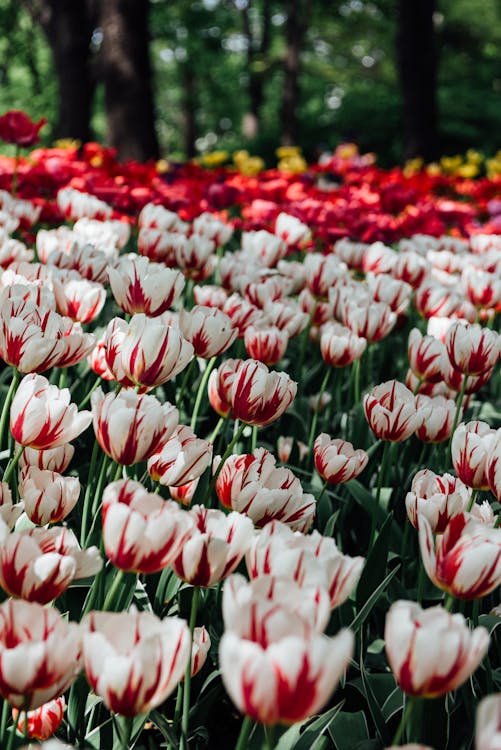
[0,115,499,749]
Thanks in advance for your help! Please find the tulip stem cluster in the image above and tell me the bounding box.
[0,368,19,453]
[392,697,415,746]
[181,585,201,750]
[190,355,217,430]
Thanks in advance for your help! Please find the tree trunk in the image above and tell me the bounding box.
[98,0,159,161]
[280,0,304,146]
[21,0,96,142]
[397,0,439,161]
[240,0,271,140]
[181,63,197,159]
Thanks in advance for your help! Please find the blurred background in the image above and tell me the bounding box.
[1,0,500,165]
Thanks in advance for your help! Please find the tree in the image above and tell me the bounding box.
[396,0,439,161]
[97,0,159,161]
[280,0,306,145]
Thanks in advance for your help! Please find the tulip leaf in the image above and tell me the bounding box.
[360,653,391,746]
[275,701,344,750]
[349,564,401,634]
[356,512,393,612]
[132,577,153,612]
[328,710,369,750]
[479,614,501,634]
[154,566,182,612]
[149,709,180,748]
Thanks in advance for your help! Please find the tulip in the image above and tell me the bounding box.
[0,525,102,604]
[405,469,470,533]
[475,693,501,750]
[91,387,178,465]
[392,249,430,288]
[414,281,461,319]
[314,434,368,484]
[0,482,23,529]
[247,520,364,609]
[223,573,331,639]
[275,212,311,246]
[101,479,194,573]
[486,428,501,501]
[190,627,211,678]
[304,253,348,299]
[171,505,253,587]
[222,293,263,337]
[12,696,65,741]
[445,321,500,375]
[262,298,308,338]
[138,202,188,232]
[215,448,315,532]
[179,305,237,358]
[463,268,501,310]
[219,627,353,725]
[419,512,501,599]
[73,217,130,251]
[52,271,106,324]
[175,234,215,276]
[108,254,185,316]
[193,283,228,309]
[49,241,111,285]
[415,394,459,443]
[57,187,112,222]
[18,443,74,474]
[244,325,289,366]
[193,211,233,246]
[0,598,81,709]
[407,328,448,383]
[320,322,367,368]
[385,600,489,696]
[11,374,92,449]
[18,466,80,525]
[207,358,243,417]
[299,287,335,326]
[343,300,397,342]
[451,421,497,489]
[82,610,190,716]
[364,380,427,442]
[0,110,47,147]
[116,314,194,388]
[241,229,287,267]
[148,425,212,486]
[228,359,297,427]
[362,241,397,274]
[367,273,412,315]
[244,276,292,309]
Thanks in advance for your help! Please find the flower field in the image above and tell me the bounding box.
[0,115,499,749]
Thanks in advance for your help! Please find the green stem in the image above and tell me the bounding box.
[264,725,275,749]
[0,700,9,746]
[181,586,200,750]
[466,488,478,513]
[352,355,362,405]
[102,568,126,612]
[190,356,217,431]
[392,697,414,746]
[316,480,328,507]
[417,564,426,605]
[375,440,391,509]
[235,716,254,750]
[0,368,20,453]
[448,374,469,458]
[209,416,226,445]
[471,598,480,628]
[444,593,455,612]
[118,714,133,750]
[177,358,196,410]
[80,439,100,545]
[307,367,331,463]
[58,368,67,390]
[5,721,16,750]
[77,375,103,410]
[210,421,246,491]
[2,443,24,484]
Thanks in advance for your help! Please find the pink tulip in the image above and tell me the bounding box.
[364,380,427,442]
[102,479,194,573]
[18,443,74,474]
[91,387,178,465]
[179,305,237,358]
[13,696,65,741]
[445,321,500,375]
[52,271,106,324]
[18,466,80,525]
[219,626,353,725]
[0,599,81,709]
[229,359,297,427]
[215,448,315,532]
[451,421,497,490]
[171,505,253,587]
[11,374,92,449]
[262,298,308,338]
[108,254,185,316]
[385,600,489,697]
[244,325,289,366]
[419,512,501,599]
[415,394,459,443]
[405,469,470,533]
[314,434,368,484]
[475,694,501,750]
[148,425,212,486]
[241,229,287,267]
[407,328,447,383]
[82,610,190,716]
[343,300,397,342]
[0,525,102,604]
[320,322,367,368]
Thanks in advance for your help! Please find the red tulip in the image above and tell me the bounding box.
[0,110,46,147]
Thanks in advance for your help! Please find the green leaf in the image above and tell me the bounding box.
[275,702,345,750]
[360,649,391,746]
[154,566,182,613]
[349,565,401,634]
[149,709,179,748]
[329,711,369,750]
[356,512,393,612]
